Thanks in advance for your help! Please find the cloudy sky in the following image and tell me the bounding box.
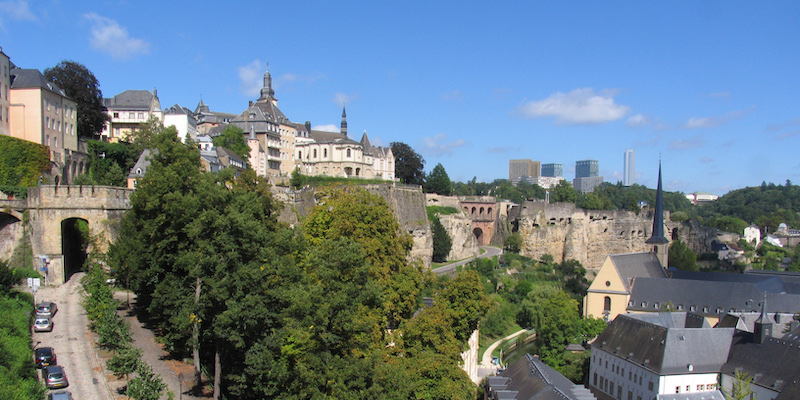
[2,1,799,195]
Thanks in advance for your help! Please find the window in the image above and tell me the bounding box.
[46,117,50,129]
[324,148,327,157]
[697,384,704,391]
[676,386,680,393]
[129,112,135,119]
[346,148,351,157]
[55,104,59,114]
[593,373,597,386]
[53,137,57,147]
[138,112,144,119]
[57,121,61,132]
[648,382,654,391]
[604,296,612,312]
[46,99,50,110]
[686,385,690,392]
[313,149,317,158]
[617,386,622,399]
[628,391,632,400]
[113,112,120,118]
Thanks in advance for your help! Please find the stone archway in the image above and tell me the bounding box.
[473,227,484,244]
[61,218,89,282]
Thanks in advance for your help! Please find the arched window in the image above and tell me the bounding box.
[324,149,327,158]
[604,296,611,312]
[298,151,302,160]
[313,149,317,158]
[346,148,351,157]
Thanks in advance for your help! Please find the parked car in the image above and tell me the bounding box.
[34,347,57,368]
[34,316,54,332]
[36,302,58,317]
[48,391,74,400]
[42,365,69,389]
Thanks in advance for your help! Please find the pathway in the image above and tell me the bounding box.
[431,245,503,276]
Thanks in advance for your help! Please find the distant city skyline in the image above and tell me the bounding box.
[2,2,798,195]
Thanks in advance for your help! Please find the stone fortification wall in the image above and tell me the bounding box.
[425,193,461,208]
[275,184,433,268]
[27,185,133,210]
[514,201,673,271]
[0,214,23,262]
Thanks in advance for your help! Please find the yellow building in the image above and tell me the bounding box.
[9,68,81,184]
[583,252,666,321]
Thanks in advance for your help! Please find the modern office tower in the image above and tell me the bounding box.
[575,159,599,178]
[509,159,540,180]
[623,149,635,186]
[541,163,563,178]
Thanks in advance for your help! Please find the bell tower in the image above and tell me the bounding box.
[646,162,669,269]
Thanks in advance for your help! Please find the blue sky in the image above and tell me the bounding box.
[2,1,799,195]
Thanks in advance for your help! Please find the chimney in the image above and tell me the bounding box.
[305,121,311,133]
[249,101,253,107]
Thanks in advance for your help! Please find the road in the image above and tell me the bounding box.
[475,329,530,383]
[33,273,113,400]
[431,245,503,276]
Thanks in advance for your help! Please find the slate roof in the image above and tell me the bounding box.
[104,90,157,110]
[308,129,360,145]
[165,104,192,115]
[9,68,69,97]
[608,252,667,292]
[487,354,596,400]
[628,278,800,315]
[721,335,800,396]
[128,149,154,179]
[592,313,735,375]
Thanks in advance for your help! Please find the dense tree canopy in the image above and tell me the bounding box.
[44,60,109,139]
[391,142,426,185]
[424,163,452,195]
[212,125,250,162]
[696,181,800,232]
[669,239,698,271]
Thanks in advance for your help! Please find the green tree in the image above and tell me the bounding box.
[107,344,142,382]
[44,60,109,139]
[724,370,755,400]
[504,232,523,253]
[551,179,577,203]
[212,125,250,162]
[431,217,452,263]
[127,362,167,400]
[711,216,749,234]
[390,142,425,185]
[303,185,425,328]
[289,166,307,188]
[0,136,51,189]
[669,239,698,271]
[424,163,452,195]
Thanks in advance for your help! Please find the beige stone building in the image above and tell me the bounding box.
[9,68,82,184]
[101,89,163,143]
[0,47,11,137]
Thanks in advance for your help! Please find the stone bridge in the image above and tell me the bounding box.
[459,196,498,246]
[0,185,133,285]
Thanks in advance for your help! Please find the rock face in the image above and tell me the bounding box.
[513,200,673,271]
[275,184,433,268]
[0,214,23,262]
[439,213,480,261]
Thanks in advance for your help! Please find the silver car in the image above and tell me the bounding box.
[42,365,69,389]
[34,316,53,332]
[48,392,74,400]
[36,302,58,317]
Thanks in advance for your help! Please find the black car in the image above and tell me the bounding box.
[35,347,57,368]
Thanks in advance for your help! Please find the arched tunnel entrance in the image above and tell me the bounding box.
[0,212,24,268]
[473,227,484,245]
[61,218,89,281]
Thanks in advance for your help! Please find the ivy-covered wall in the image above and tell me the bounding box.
[0,136,51,195]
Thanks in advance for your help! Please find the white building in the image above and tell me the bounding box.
[164,104,197,143]
[102,89,163,142]
[589,313,733,400]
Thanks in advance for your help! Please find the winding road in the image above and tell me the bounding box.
[431,245,503,276]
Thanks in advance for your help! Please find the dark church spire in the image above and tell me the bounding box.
[340,106,348,136]
[646,161,669,268]
[754,292,773,344]
[259,64,275,101]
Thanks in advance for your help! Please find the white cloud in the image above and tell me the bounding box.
[669,136,704,150]
[684,107,754,129]
[84,13,150,61]
[238,59,267,97]
[422,133,466,156]
[312,124,338,132]
[514,88,630,125]
[0,0,37,29]
[334,92,359,107]
[626,114,651,128]
[439,90,463,101]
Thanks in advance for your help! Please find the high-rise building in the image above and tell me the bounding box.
[509,159,540,180]
[575,159,598,178]
[623,149,635,186]
[541,163,563,178]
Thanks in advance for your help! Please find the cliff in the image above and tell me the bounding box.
[275,184,433,268]
[512,200,676,271]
